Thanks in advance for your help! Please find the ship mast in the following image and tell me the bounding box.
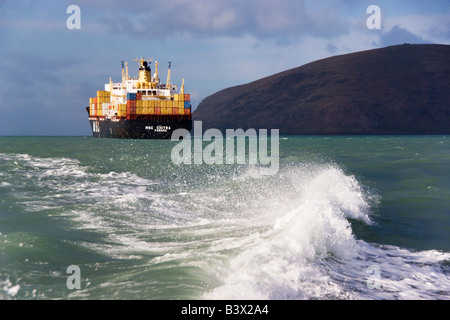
[153,61,160,84]
[166,61,171,90]
[121,61,125,83]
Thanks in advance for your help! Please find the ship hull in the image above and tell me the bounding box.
[89,116,192,139]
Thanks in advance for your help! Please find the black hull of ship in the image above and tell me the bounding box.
[89,116,192,139]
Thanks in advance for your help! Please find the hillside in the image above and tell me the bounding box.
[193,44,450,134]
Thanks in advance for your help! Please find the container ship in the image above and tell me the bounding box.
[86,58,192,139]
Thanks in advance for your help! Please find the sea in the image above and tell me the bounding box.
[0,135,449,300]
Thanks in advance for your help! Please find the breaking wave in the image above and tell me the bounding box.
[203,165,450,300]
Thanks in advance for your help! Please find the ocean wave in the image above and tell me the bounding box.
[204,165,369,299]
[203,164,450,300]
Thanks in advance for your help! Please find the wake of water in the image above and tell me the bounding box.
[0,153,449,299]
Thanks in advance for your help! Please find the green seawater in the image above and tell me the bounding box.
[0,136,449,300]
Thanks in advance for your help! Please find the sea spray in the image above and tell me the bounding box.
[205,165,371,299]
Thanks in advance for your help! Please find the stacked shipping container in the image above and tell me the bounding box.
[90,91,191,118]
[89,91,110,117]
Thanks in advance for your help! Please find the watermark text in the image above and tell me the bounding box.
[367,5,381,30]
[66,265,81,289]
[171,121,279,175]
[66,5,81,30]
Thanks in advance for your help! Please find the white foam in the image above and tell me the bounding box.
[204,165,369,299]
[0,279,20,298]
[204,165,450,300]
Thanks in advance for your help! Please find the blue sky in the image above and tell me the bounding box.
[0,0,449,136]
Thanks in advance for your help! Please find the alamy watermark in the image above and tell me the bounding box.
[66,265,81,290]
[171,121,279,175]
[66,5,81,30]
[366,5,381,30]
[366,265,382,290]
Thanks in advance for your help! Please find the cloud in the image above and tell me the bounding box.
[383,13,450,44]
[76,0,353,42]
[379,25,431,46]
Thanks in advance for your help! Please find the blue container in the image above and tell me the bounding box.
[184,101,190,109]
[127,93,136,100]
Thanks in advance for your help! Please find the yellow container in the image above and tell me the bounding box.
[136,100,143,108]
[97,90,110,99]
[117,109,126,117]
[147,107,154,115]
[178,108,184,115]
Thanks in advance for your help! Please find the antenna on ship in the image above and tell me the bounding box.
[121,61,125,82]
[166,61,171,91]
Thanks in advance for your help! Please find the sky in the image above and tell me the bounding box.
[0,0,449,136]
